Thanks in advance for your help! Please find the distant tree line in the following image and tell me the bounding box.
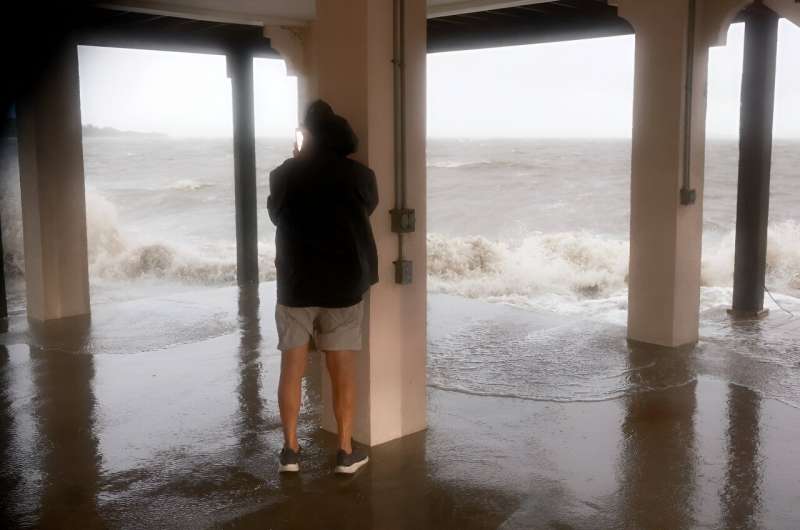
[2,122,165,139]
[82,124,164,137]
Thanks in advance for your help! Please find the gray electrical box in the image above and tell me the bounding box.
[390,208,416,233]
[394,259,413,285]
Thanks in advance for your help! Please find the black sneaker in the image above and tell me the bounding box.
[334,446,369,475]
[278,447,300,473]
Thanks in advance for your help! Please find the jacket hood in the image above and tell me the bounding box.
[303,99,358,156]
[316,114,358,156]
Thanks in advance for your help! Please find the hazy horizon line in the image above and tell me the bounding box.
[76,122,800,142]
[75,133,800,142]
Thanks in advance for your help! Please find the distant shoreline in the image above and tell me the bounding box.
[82,124,166,138]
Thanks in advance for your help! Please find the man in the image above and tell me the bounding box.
[267,100,378,475]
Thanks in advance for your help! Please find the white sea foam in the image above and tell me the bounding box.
[702,220,800,293]
[428,159,534,170]
[4,187,800,306]
[0,185,272,285]
[427,160,477,169]
[427,223,800,321]
[82,190,276,283]
[167,179,212,191]
[427,231,630,299]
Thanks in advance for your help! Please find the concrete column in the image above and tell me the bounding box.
[309,0,428,446]
[614,0,711,347]
[730,5,778,317]
[17,44,90,322]
[227,50,259,286]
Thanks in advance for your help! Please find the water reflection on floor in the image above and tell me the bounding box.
[1,284,799,529]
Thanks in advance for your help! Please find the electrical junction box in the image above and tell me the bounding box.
[394,259,413,285]
[390,208,416,233]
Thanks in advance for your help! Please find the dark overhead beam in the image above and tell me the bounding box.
[554,1,581,10]
[451,12,491,21]
[514,6,550,14]
[429,17,473,26]
[76,8,278,58]
[427,0,633,53]
[482,10,528,20]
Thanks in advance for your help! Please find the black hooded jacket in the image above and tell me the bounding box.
[267,118,379,308]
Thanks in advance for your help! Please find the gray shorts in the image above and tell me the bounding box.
[275,300,364,352]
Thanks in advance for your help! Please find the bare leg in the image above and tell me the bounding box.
[278,343,309,451]
[324,350,356,453]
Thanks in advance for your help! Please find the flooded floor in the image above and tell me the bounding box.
[1,284,799,529]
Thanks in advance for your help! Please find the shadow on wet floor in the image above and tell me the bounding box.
[226,430,517,530]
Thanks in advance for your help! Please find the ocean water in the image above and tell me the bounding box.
[2,136,800,408]
[1,136,800,320]
[427,138,800,323]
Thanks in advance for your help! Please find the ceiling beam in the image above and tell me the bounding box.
[98,1,308,27]
[428,0,552,19]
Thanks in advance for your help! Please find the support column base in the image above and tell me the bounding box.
[626,337,698,352]
[726,308,769,320]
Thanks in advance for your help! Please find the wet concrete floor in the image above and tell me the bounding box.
[1,284,799,529]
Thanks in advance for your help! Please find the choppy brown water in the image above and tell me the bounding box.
[1,137,799,320]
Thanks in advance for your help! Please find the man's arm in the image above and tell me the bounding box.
[357,168,379,216]
[267,164,289,225]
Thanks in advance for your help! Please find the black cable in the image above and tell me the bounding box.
[765,284,795,317]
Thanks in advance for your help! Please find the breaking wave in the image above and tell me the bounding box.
[428,159,536,171]
[701,220,800,292]
[84,192,276,283]
[427,222,800,318]
[427,231,629,301]
[167,179,213,191]
[3,187,800,306]
[1,190,276,285]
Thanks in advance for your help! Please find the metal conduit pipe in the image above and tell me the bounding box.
[680,0,698,205]
[391,0,415,284]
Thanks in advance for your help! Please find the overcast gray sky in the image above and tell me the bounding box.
[77,20,800,139]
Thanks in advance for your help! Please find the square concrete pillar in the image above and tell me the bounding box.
[306,0,428,446]
[17,44,90,322]
[614,0,710,347]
